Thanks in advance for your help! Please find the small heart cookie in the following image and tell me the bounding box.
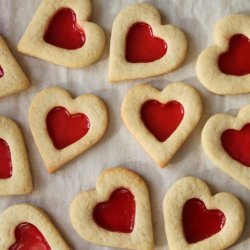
[202,104,250,189]
[0,116,32,195]
[29,86,108,173]
[70,167,154,250]
[163,176,245,250]
[108,3,187,82]
[18,0,105,68]
[121,83,202,167]
[0,37,29,98]
[196,14,250,95]
[0,204,70,249]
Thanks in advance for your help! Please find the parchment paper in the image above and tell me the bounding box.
[0,0,249,249]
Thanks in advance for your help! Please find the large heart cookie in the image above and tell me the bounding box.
[29,86,108,173]
[18,0,105,68]
[70,167,154,250]
[0,204,70,249]
[0,116,32,195]
[121,83,202,167]
[0,37,29,98]
[108,3,187,82]
[163,176,245,250]
[202,104,250,189]
[196,14,250,95]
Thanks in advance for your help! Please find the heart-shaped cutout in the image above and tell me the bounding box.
[141,100,184,142]
[108,3,187,82]
[221,123,250,167]
[163,177,245,250]
[44,8,85,50]
[202,104,250,189]
[46,106,90,150]
[0,204,70,250]
[196,14,250,95]
[0,116,32,196]
[121,83,202,167]
[9,223,51,250]
[29,87,108,173]
[0,138,12,179]
[218,34,250,76]
[93,188,135,233]
[182,198,226,243]
[0,66,4,78]
[70,167,154,249]
[126,22,167,63]
[18,0,105,68]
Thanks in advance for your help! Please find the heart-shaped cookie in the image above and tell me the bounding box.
[0,204,70,249]
[0,116,32,195]
[70,167,154,250]
[18,0,105,68]
[0,37,29,98]
[121,83,202,167]
[29,86,108,173]
[163,176,245,250]
[202,104,250,189]
[108,3,187,82]
[196,14,250,95]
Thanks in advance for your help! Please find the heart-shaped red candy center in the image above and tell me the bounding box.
[218,34,250,76]
[46,106,90,150]
[44,8,85,50]
[0,66,4,78]
[93,188,136,233]
[182,198,226,243]
[126,22,167,63]
[221,123,250,167]
[0,138,12,179]
[9,223,51,250]
[140,100,184,142]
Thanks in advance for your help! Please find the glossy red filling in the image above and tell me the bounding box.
[182,198,226,243]
[218,34,250,76]
[140,100,184,142]
[221,123,250,167]
[46,106,90,150]
[0,66,4,78]
[9,223,51,250]
[126,22,167,63]
[0,138,12,179]
[44,8,85,50]
[93,188,136,233]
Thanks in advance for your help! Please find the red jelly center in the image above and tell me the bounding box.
[93,188,136,233]
[221,123,250,167]
[218,34,250,76]
[9,223,51,250]
[126,22,167,63]
[0,138,12,179]
[182,198,226,244]
[44,8,85,50]
[140,100,184,142]
[46,106,90,150]
[0,66,4,78]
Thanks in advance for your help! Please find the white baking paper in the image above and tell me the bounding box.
[0,0,249,249]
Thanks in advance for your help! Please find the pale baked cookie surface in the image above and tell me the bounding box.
[0,37,29,98]
[28,86,108,173]
[163,176,245,250]
[0,116,32,196]
[121,83,202,167]
[0,204,70,249]
[202,104,250,190]
[108,3,187,82]
[18,0,105,68]
[196,14,250,95]
[70,167,154,250]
